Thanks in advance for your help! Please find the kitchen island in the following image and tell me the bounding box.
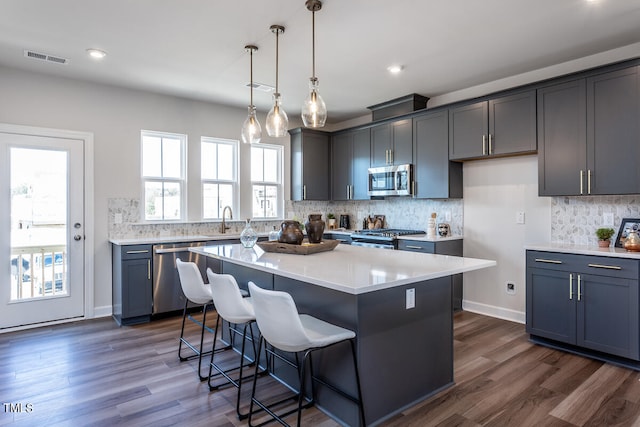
[191,243,495,426]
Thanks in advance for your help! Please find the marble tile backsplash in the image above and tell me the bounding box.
[551,195,640,246]
[109,195,640,246]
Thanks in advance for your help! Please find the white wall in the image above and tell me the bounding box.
[462,156,550,322]
[0,65,293,316]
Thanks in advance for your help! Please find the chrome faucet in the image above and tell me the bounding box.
[221,206,233,233]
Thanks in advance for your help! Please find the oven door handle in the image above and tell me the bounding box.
[154,246,203,254]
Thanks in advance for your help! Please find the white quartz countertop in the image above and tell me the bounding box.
[191,243,495,295]
[109,233,268,246]
[525,243,640,259]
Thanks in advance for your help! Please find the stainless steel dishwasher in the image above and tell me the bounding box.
[152,241,211,315]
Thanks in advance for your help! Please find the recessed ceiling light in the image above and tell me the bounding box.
[387,65,404,74]
[86,48,107,59]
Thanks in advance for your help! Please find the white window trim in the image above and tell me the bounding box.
[201,136,239,220]
[251,143,283,219]
[140,130,187,222]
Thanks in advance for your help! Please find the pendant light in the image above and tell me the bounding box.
[241,45,262,144]
[301,0,327,128]
[266,25,289,137]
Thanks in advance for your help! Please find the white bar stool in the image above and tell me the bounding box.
[176,258,223,380]
[247,281,365,427]
[206,268,261,420]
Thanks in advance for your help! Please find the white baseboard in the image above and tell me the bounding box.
[462,300,525,324]
[92,305,113,319]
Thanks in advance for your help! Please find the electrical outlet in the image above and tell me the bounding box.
[516,211,525,224]
[603,213,614,227]
[406,288,415,309]
[506,282,516,295]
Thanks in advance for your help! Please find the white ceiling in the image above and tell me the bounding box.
[2,0,640,124]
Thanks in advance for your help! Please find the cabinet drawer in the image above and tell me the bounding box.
[121,245,152,260]
[580,256,639,280]
[527,251,580,271]
[397,240,435,253]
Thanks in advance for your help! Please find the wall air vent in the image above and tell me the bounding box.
[23,49,69,65]
[245,82,274,93]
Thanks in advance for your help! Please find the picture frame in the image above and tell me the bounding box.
[615,218,640,248]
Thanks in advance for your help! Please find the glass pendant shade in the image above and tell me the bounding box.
[241,106,261,144]
[301,78,327,128]
[266,93,289,137]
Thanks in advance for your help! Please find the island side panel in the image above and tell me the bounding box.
[275,274,454,427]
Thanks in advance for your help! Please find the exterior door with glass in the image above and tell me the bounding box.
[0,131,85,329]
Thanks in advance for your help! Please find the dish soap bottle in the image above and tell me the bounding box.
[240,219,258,248]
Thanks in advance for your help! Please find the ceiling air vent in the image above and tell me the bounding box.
[245,82,274,93]
[23,49,69,65]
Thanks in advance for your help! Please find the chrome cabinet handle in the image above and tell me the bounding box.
[147,260,151,280]
[577,274,582,301]
[385,149,389,164]
[412,181,416,197]
[482,135,487,155]
[488,134,493,155]
[534,258,563,264]
[303,185,307,200]
[126,249,150,254]
[569,273,573,300]
[588,263,622,270]
[405,245,424,250]
[580,170,584,195]
[588,169,592,194]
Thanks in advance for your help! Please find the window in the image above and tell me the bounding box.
[251,144,282,219]
[141,130,186,221]
[201,137,238,219]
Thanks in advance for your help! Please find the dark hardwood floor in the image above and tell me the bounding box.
[2,311,640,426]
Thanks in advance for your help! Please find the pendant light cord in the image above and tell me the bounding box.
[311,9,316,79]
[250,48,254,106]
[275,30,279,93]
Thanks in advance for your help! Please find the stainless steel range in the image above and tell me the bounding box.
[351,229,426,250]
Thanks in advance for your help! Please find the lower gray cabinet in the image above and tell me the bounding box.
[526,250,639,361]
[398,239,463,311]
[112,244,153,326]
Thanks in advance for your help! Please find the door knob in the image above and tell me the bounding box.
[74,235,83,241]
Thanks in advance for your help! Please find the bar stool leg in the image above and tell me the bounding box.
[349,339,366,427]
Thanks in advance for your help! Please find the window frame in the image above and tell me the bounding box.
[251,143,283,220]
[140,130,187,222]
[200,136,239,220]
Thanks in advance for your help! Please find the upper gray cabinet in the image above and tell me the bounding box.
[289,128,331,201]
[538,66,640,196]
[331,128,370,201]
[413,110,462,199]
[449,90,537,160]
[370,119,413,167]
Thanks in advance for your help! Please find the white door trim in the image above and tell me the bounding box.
[0,123,95,324]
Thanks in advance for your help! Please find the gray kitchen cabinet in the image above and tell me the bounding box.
[112,244,153,326]
[322,233,352,244]
[413,110,462,199]
[398,238,463,311]
[370,119,413,167]
[331,127,370,200]
[449,90,537,160]
[289,127,331,201]
[526,250,640,361]
[538,66,640,196]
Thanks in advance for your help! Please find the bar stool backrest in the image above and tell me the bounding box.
[206,268,255,324]
[248,282,313,352]
[176,258,211,304]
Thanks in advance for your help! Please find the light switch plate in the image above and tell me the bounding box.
[516,211,525,224]
[406,288,415,309]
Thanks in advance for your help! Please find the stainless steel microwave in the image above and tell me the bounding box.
[368,164,412,196]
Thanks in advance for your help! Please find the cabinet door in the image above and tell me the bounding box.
[391,119,413,165]
[537,80,587,196]
[448,101,488,160]
[577,273,639,360]
[371,123,391,167]
[331,133,352,201]
[290,129,330,201]
[122,259,153,318]
[413,111,462,199]
[489,91,537,156]
[587,67,640,195]
[351,128,371,200]
[526,267,576,344]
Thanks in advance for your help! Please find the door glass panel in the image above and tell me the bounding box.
[10,147,68,300]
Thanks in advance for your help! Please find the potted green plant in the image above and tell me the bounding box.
[596,227,615,248]
[326,213,336,229]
